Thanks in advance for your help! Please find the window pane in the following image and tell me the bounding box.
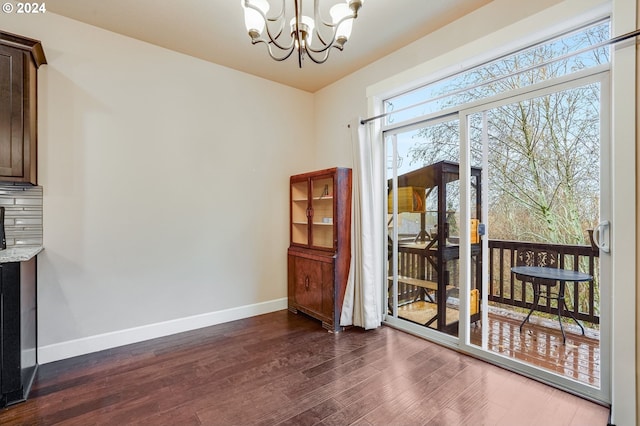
[384,20,610,125]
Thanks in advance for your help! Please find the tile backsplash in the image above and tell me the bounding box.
[0,183,43,248]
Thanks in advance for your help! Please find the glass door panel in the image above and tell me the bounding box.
[311,176,334,249]
[468,81,603,390]
[291,180,309,245]
[386,118,463,338]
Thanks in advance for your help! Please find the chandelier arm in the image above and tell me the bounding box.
[244,0,292,51]
[306,42,334,54]
[306,35,345,54]
[268,42,297,62]
[267,0,286,21]
[309,11,357,53]
[311,0,347,49]
[319,2,360,29]
[252,38,297,62]
[313,0,338,27]
[312,26,331,49]
[260,0,286,25]
[311,0,329,50]
[334,13,356,27]
[308,31,349,53]
[263,12,290,50]
[264,23,293,51]
[243,1,275,23]
[304,44,343,65]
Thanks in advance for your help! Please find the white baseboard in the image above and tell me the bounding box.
[37,298,288,364]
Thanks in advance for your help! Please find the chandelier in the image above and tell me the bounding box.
[241,0,364,67]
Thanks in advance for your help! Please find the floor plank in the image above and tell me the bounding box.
[0,310,609,425]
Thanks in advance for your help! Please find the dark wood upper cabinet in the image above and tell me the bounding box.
[0,31,46,185]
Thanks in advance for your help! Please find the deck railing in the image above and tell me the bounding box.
[488,239,600,325]
[394,239,600,325]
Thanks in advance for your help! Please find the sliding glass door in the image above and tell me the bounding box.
[384,72,610,402]
[464,74,609,400]
[382,20,612,402]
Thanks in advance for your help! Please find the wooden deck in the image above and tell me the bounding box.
[398,302,600,387]
[470,310,600,387]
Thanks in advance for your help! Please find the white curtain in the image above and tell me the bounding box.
[340,118,383,329]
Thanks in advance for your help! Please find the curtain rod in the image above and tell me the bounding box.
[359,27,640,126]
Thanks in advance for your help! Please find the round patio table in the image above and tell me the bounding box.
[511,266,592,344]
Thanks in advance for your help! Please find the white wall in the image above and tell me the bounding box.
[0,12,315,360]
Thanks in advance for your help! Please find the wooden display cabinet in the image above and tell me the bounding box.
[288,167,352,331]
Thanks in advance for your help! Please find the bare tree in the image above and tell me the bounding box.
[401,23,607,246]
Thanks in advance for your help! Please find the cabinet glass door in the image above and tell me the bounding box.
[291,180,309,245]
[311,176,335,249]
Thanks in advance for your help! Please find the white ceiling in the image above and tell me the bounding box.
[47,0,493,93]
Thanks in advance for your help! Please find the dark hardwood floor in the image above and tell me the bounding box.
[0,310,609,425]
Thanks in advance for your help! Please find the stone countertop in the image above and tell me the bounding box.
[0,247,43,263]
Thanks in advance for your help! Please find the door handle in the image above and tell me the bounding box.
[592,220,611,253]
[304,276,310,290]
